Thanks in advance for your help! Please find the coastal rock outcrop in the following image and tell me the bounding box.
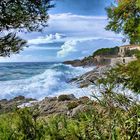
[39,94,93,117]
[70,66,111,88]
[0,95,94,118]
[63,45,139,67]
[64,45,139,88]
[0,96,36,113]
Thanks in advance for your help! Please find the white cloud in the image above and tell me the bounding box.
[57,40,77,57]
[27,46,60,51]
[28,33,66,45]
[0,13,125,62]
[57,37,124,59]
[19,13,121,41]
[47,13,122,38]
[50,13,107,20]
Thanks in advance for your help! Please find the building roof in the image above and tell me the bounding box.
[120,45,140,48]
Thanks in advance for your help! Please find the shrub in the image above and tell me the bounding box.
[58,94,75,101]
[92,46,119,57]
[67,102,79,110]
[79,96,90,104]
[125,49,140,57]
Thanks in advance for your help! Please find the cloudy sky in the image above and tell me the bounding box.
[0,0,127,62]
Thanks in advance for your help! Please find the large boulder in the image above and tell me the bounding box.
[63,60,82,67]
[0,96,36,113]
[58,94,76,101]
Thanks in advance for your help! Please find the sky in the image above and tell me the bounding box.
[0,0,127,62]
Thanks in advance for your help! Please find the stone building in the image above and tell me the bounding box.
[118,45,140,57]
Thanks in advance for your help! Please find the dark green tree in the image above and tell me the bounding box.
[0,0,53,57]
[106,0,140,45]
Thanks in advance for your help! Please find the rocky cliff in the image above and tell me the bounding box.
[64,45,139,88]
[63,45,138,67]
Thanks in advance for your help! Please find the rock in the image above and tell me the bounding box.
[79,82,90,88]
[63,56,103,67]
[71,104,93,117]
[70,69,99,88]
[63,60,82,67]
[0,104,2,109]
[0,96,36,113]
[79,96,90,103]
[40,100,69,116]
[38,95,93,117]
[67,101,80,110]
[44,97,57,102]
[71,105,85,117]
[12,95,25,101]
[0,99,7,104]
[0,94,95,118]
[58,94,76,101]
[70,66,111,88]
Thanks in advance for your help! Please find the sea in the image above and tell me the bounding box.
[0,62,93,100]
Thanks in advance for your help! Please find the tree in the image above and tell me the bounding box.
[106,0,140,45]
[0,0,53,57]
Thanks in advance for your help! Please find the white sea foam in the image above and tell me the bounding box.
[0,64,94,100]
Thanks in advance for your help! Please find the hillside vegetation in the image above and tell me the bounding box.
[92,47,119,57]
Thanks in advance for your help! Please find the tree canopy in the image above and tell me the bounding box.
[0,0,53,57]
[92,47,119,57]
[106,0,140,45]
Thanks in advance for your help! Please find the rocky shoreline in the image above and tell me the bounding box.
[1,45,138,117]
[64,48,137,88]
[69,65,110,88]
[63,58,97,67]
[0,96,36,113]
[0,95,96,117]
[0,61,109,116]
[63,57,110,88]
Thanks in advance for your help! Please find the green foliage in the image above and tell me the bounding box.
[67,102,79,110]
[0,101,139,140]
[0,83,139,140]
[0,0,53,32]
[0,33,27,57]
[99,59,140,93]
[106,0,140,44]
[15,108,45,140]
[0,108,46,140]
[0,0,53,57]
[58,95,72,101]
[124,49,140,57]
[0,113,18,140]
[92,47,119,57]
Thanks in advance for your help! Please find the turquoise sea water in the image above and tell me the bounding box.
[0,62,92,100]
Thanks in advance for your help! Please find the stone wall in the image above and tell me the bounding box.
[118,45,140,57]
[110,56,137,66]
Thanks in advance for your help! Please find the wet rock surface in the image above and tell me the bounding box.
[70,66,110,88]
[63,57,98,67]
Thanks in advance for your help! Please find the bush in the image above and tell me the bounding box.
[67,102,79,110]
[58,94,75,101]
[125,49,140,57]
[92,46,119,57]
[79,96,90,104]
[0,99,139,140]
